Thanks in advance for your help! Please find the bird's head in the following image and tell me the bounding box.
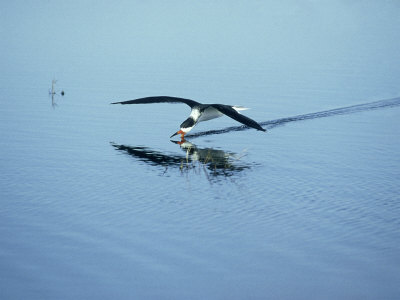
[170,127,193,138]
[170,117,195,138]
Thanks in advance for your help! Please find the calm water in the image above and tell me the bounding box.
[1,1,400,299]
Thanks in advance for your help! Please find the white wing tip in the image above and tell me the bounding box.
[232,105,250,112]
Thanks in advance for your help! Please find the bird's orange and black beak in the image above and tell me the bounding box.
[170,130,185,139]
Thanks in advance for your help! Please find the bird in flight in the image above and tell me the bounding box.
[111,96,266,139]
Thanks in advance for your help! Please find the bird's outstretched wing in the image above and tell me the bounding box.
[212,104,266,132]
[111,96,200,108]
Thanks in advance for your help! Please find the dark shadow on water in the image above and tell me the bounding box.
[111,141,251,178]
[186,97,400,138]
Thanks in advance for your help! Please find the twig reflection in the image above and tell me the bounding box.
[49,79,64,108]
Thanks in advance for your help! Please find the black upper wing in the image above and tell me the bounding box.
[212,104,266,131]
[111,96,200,108]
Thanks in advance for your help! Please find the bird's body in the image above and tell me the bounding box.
[178,105,248,134]
[111,96,265,139]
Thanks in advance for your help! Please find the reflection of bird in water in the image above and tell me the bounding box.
[111,96,266,140]
[110,141,250,177]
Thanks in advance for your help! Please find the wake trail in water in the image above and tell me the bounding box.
[186,97,400,139]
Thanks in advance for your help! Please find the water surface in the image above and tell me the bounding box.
[1,1,400,299]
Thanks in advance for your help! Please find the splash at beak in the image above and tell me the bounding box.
[170,130,185,138]
[169,130,185,138]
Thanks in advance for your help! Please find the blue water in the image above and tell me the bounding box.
[1,1,400,299]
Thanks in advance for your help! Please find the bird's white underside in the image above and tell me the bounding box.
[181,105,250,133]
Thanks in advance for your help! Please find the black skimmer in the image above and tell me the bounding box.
[111,96,266,139]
